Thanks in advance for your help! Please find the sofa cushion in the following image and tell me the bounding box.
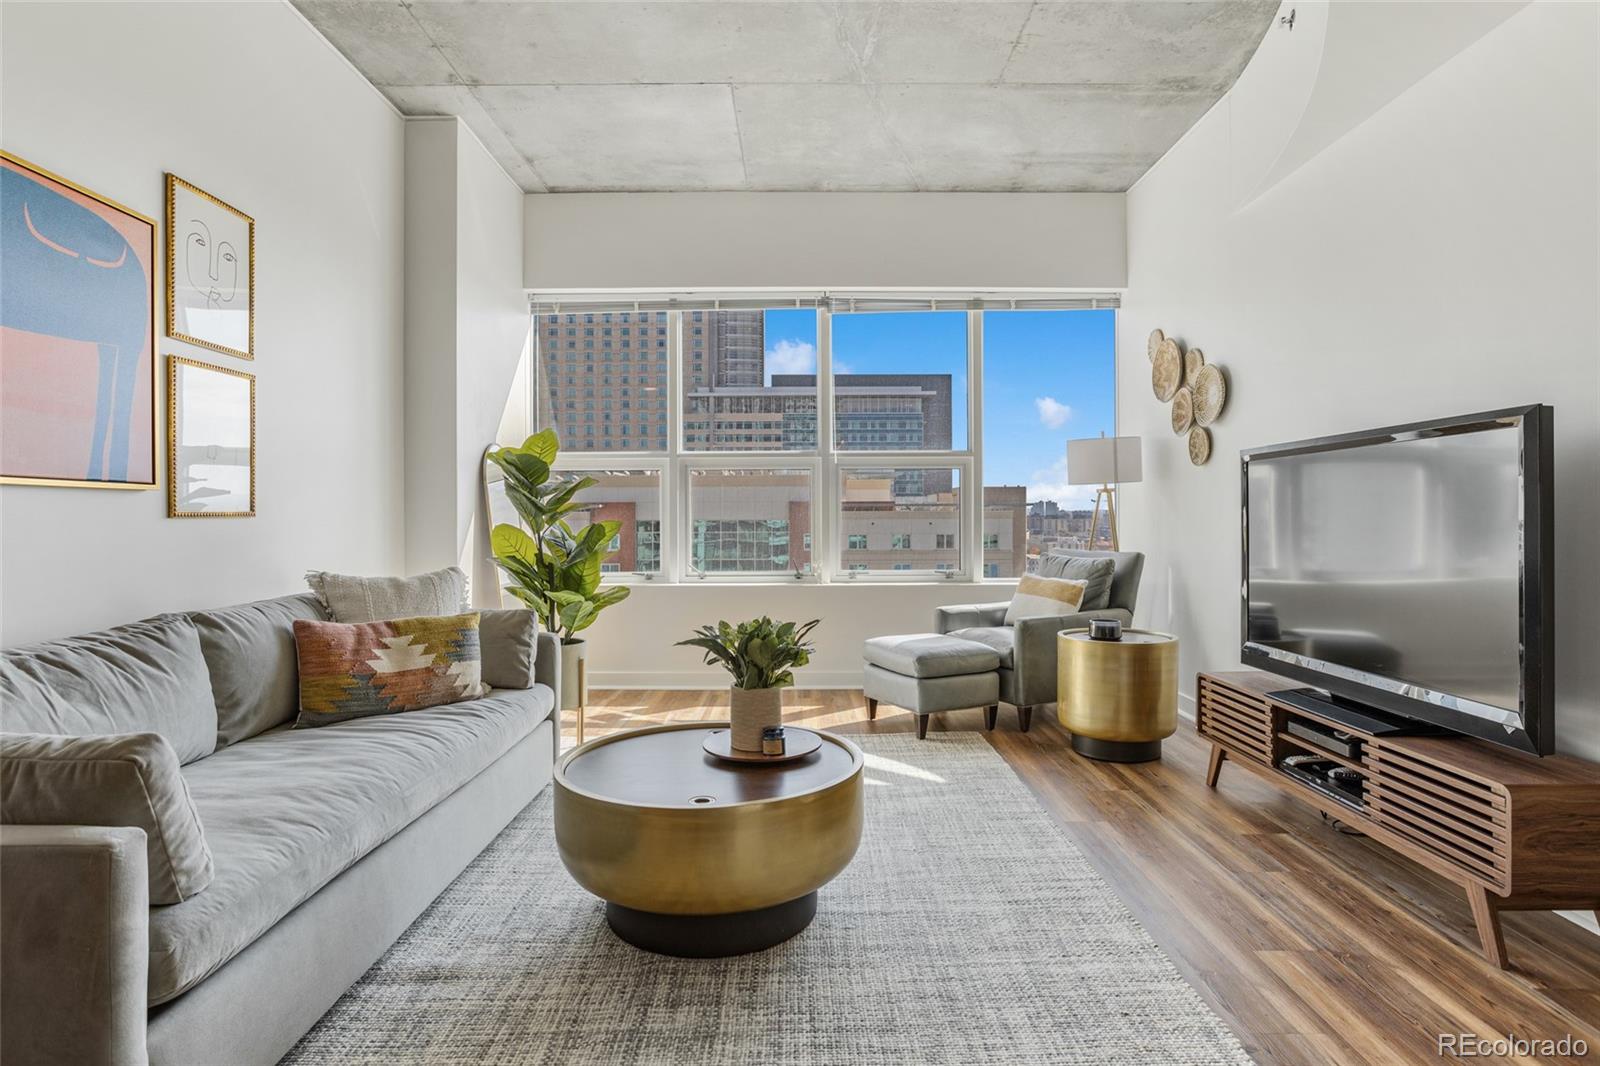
[292,613,490,728]
[190,593,329,747]
[147,685,554,1005]
[0,732,214,903]
[862,633,1000,679]
[1036,554,1116,611]
[305,566,468,624]
[948,627,1016,670]
[0,614,217,764]
[480,609,538,690]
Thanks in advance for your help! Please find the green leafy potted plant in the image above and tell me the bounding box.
[487,429,630,714]
[677,617,820,752]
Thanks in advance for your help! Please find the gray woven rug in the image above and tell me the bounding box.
[283,733,1252,1065]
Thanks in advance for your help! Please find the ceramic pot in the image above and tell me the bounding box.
[560,640,587,711]
[729,686,782,752]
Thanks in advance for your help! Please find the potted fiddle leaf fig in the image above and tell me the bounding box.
[487,429,630,714]
[677,617,819,752]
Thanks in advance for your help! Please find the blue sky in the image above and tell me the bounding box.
[762,308,1116,507]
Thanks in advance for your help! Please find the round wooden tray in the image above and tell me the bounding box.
[702,727,825,764]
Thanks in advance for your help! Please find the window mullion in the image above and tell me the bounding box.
[817,307,837,583]
[967,309,984,583]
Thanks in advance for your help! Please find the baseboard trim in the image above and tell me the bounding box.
[589,670,864,690]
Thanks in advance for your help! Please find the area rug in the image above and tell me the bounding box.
[283,733,1253,1065]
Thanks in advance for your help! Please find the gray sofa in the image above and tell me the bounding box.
[0,593,559,1066]
[934,549,1145,726]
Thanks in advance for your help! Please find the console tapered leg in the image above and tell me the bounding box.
[1205,744,1226,788]
[1466,884,1508,970]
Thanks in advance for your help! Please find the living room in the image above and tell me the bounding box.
[2,1,1597,1064]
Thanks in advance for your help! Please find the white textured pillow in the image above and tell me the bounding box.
[305,566,468,623]
[1004,574,1088,625]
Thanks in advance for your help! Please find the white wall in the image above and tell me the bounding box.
[1118,2,1600,764]
[580,581,1017,689]
[0,1,405,645]
[402,118,529,601]
[524,191,1126,291]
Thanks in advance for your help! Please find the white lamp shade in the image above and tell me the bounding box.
[1067,436,1143,485]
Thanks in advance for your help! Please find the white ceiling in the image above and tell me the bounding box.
[294,1,1278,193]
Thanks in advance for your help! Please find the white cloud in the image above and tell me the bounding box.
[1034,396,1073,429]
[1027,455,1098,509]
[765,338,816,383]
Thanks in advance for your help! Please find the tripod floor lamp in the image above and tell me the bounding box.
[1066,435,1143,551]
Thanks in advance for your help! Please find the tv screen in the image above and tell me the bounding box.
[1241,406,1553,755]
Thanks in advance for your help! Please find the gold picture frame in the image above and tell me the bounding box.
[0,150,159,489]
[167,355,255,517]
[165,173,254,361]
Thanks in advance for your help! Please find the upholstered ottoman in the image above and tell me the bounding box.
[862,634,1001,739]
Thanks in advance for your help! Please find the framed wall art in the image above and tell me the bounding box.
[0,151,157,489]
[167,355,255,517]
[166,173,254,360]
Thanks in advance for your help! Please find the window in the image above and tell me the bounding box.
[687,467,813,575]
[558,469,663,575]
[831,310,966,451]
[531,296,1117,584]
[682,309,817,452]
[840,467,961,576]
[983,309,1116,571]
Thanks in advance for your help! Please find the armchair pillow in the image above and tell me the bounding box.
[293,612,490,728]
[1003,574,1089,625]
[0,732,214,904]
[1038,555,1117,610]
[305,566,468,624]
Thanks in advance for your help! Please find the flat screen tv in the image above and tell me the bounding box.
[1241,405,1554,755]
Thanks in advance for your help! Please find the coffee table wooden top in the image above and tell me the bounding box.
[558,723,861,809]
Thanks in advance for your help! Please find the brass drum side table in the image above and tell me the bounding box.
[1057,629,1179,762]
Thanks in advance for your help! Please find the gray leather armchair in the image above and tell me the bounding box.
[933,549,1145,730]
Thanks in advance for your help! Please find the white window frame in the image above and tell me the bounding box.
[529,292,1118,587]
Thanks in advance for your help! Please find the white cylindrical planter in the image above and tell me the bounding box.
[560,640,587,712]
[729,686,783,752]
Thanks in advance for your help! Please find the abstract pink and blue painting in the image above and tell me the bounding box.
[1,153,156,488]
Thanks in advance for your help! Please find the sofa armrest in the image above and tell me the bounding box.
[1,825,149,1066]
[934,602,1010,634]
[534,631,562,705]
[1011,609,1136,707]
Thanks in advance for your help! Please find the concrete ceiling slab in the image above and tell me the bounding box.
[292,0,1278,192]
[477,83,746,191]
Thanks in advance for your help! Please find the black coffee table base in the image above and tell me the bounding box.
[605,892,818,957]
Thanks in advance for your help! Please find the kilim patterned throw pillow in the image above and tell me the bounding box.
[292,612,490,728]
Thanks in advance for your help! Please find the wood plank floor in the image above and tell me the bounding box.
[573,691,1600,1066]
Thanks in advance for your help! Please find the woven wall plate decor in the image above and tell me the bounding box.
[1152,339,1183,401]
[1170,387,1194,434]
[1185,347,1205,386]
[1147,328,1165,362]
[1193,363,1227,426]
[1188,426,1212,466]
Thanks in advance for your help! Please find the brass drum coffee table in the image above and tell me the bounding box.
[554,723,864,957]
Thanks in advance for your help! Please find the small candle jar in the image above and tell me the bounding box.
[761,726,786,756]
[1089,618,1123,642]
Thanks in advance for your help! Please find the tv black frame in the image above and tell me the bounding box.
[1239,404,1555,756]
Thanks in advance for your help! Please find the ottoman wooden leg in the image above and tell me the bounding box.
[916,715,930,740]
[867,697,878,721]
[1017,706,1034,733]
[983,705,998,730]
